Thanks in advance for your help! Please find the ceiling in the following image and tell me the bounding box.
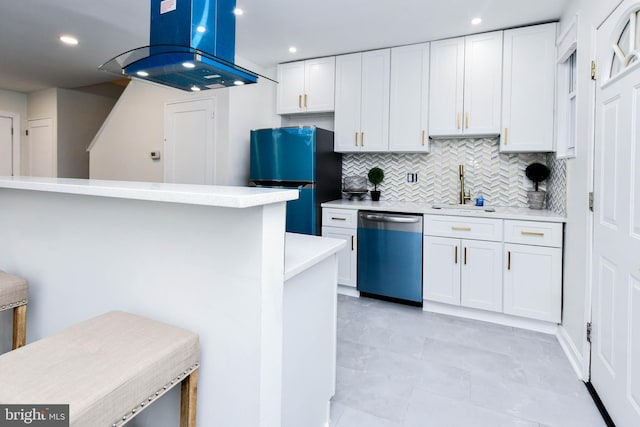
[0,0,570,94]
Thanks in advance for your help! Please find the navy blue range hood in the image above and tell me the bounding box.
[100,0,261,91]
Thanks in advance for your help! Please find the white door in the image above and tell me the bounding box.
[0,116,12,176]
[591,2,640,425]
[360,49,390,152]
[460,239,503,312]
[429,37,465,136]
[334,53,363,152]
[423,236,461,305]
[389,43,430,152]
[277,62,305,114]
[27,118,55,177]
[322,226,357,288]
[463,31,503,135]
[164,98,215,185]
[304,57,336,113]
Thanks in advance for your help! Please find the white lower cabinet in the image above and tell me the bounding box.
[322,208,358,288]
[423,236,502,312]
[503,243,562,322]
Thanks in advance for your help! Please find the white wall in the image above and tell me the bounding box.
[0,89,27,174]
[89,58,279,185]
[57,88,117,178]
[557,0,622,378]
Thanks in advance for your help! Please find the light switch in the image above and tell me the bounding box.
[150,151,161,160]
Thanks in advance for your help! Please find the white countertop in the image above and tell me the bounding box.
[321,199,566,223]
[284,232,346,281]
[0,177,299,208]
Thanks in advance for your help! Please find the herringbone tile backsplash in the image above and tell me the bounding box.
[342,137,567,216]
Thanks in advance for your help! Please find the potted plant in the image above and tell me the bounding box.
[368,167,384,201]
[525,162,550,209]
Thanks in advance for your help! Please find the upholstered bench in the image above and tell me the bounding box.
[0,271,28,349]
[0,311,200,427]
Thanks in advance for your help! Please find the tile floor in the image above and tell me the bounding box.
[331,295,607,427]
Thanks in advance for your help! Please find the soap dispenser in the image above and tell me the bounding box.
[475,192,484,207]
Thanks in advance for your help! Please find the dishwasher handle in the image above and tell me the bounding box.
[361,213,421,223]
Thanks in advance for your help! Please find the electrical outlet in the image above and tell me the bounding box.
[407,172,418,183]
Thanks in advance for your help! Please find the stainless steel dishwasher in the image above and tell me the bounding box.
[357,211,423,305]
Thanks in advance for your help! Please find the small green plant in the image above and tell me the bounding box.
[368,167,384,191]
[525,163,550,191]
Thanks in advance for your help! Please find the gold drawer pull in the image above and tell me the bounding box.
[507,251,511,270]
[457,112,461,129]
[351,235,355,251]
[355,132,358,146]
[422,130,425,146]
[521,231,544,236]
[298,94,302,109]
[331,217,347,221]
[452,226,471,231]
[504,128,509,145]
[304,94,308,108]
[465,112,469,129]
[455,246,458,264]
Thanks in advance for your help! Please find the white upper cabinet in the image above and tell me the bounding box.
[334,49,390,152]
[429,31,503,137]
[501,23,557,152]
[277,57,336,114]
[389,43,430,152]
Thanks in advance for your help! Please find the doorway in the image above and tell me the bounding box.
[591,1,640,425]
[164,98,216,185]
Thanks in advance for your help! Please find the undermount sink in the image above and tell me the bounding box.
[431,203,496,212]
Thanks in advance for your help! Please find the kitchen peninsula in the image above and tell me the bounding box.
[0,177,344,427]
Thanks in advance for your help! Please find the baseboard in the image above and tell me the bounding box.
[337,285,359,297]
[557,325,586,380]
[422,300,558,334]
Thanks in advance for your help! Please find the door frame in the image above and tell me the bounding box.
[0,110,21,176]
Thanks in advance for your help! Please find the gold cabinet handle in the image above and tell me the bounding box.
[465,112,469,129]
[504,128,509,145]
[422,130,425,146]
[331,217,346,221]
[455,246,458,264]
[351,235,355,251]
[451,226,471,231]
[457,112,461,129]
[304,94,308,108]
[507,251,511,270]
[361,132,364,146]
[355,132,358,146]
[298,94,302,109]
[521,231,545,236]
[464,247,467,265]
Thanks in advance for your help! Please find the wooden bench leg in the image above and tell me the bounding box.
[180,370,198,427]
[12,304,27,349]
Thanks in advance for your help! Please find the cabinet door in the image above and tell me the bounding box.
[389,43,430,152]
[503,243,562,322]
[334,53,363,152]
[423,236,461,305]
[360,49,390,152]
[429,37,465,136]
[464,32,503,135]
[304,57,336,113]
[277,62,306,114]
[322,226,357,288]
[501,23,556,152]
[460,240,503,312]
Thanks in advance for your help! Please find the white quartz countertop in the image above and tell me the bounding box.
[284,232,346,281]
[0,177,299,208]
[321,199,566,223]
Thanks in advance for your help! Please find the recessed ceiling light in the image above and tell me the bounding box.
[190,85,201,92]
[182,62,196,69]
[136,71,149,77]
[289,47,297,53]
[471,17,482,25]
[196,25,206,33]
[233,7,243,16]
[233,80,245,86]
[59,35,79,45]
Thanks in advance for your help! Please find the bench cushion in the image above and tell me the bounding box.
[0,311,200,427]
[0,271,28,310]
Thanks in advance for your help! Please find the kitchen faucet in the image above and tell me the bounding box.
[459,164,471,205]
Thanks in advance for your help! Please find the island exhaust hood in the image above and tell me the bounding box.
[100,0,264,91]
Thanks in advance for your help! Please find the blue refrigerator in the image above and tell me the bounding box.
[249,127,342,235]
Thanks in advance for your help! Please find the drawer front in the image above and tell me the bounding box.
[322,208,357,228]
[504,220,563,248]
[424,215,503,241]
